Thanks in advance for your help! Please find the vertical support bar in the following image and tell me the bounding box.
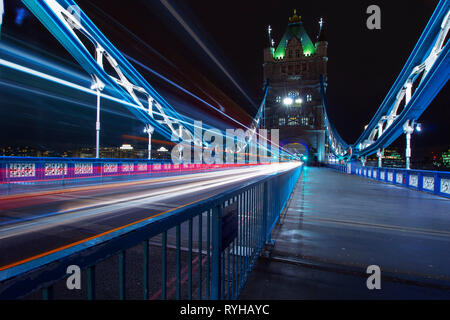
[233,235,236,299]
[119,250,126,300]
[206,210,211,300]
[198,214,203,300]
[247,190,250,270]
[244,190,248,272]
[252,188,255,260]
[434,173,440,195]
[261,183,265,245]
[42,286,53,300]
[227,245,231,299]
[238,193,244,284]
[211,204,222,300]
[251,188,255,255]
[221,251,225,299]
[162,231,167,300]
[188,218,193,300]
[87,265,96,300]
[143,241,149,300]
[406,132,412,170]
[176,225,181,300]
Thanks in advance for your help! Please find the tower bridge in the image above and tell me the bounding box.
[0,0,448,301]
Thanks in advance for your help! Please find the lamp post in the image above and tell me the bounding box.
[91,76,104,159]
[377,148,384,168]
[143,124,154,160]
[403,120,421,170]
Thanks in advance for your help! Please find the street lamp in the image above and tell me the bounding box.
[91,77,105,159]
[143,124,154,160]
[283,97,293,106]
[402,120,421,170]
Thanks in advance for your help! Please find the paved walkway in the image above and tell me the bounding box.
[240,167,450,299]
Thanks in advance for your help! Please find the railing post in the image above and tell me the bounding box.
[262,181,269,244]
[434,173,440,195]
[211,203,222,300]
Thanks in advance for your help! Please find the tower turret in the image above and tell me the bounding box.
[315,17,328,57]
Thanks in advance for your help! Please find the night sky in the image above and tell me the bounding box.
[0,0,448,156]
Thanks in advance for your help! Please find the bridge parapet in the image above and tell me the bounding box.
[0,156,258,194]
[326,163,450,198]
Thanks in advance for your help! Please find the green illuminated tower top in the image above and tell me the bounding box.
[273,10,316,59]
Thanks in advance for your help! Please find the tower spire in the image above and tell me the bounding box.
[317,17,326,42]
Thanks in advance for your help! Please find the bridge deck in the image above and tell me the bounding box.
[241,167,450,299]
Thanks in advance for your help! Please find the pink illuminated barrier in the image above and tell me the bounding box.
[0,157,269,186]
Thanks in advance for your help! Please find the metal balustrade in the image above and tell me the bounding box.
[326,163,450,198]
[0,164,302,299]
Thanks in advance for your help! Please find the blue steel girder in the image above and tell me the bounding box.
[353,0,449,157]
[357,42,449,157]
[21,0,276,156]
[318,1,449,160]
[21,0,190,141]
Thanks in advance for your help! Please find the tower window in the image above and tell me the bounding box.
[288,91,299,99]
[288,116,299,126]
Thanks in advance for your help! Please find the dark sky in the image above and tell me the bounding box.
[0,0,448,155]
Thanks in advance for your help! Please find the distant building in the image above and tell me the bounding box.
[383,148,405,168]
[263,10,327,163]
[441,148,450,167]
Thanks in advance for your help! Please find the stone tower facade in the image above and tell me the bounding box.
[263,11,328,163]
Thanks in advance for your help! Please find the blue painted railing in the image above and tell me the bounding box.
[0,164,303,299]
[326,163,450,198]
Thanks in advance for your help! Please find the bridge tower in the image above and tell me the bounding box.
[263,11,327,163]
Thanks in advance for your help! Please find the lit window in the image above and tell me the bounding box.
[276,96,281,103]
[301,117,309,126]
[306,94,312,102]
[278,118,286,126]
[288,91,299,98]
[288,117,299,126]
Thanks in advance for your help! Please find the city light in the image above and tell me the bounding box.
[295,98,303,104]
[119,144,133,150]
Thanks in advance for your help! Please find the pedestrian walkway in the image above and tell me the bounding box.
[240,167,450,299]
